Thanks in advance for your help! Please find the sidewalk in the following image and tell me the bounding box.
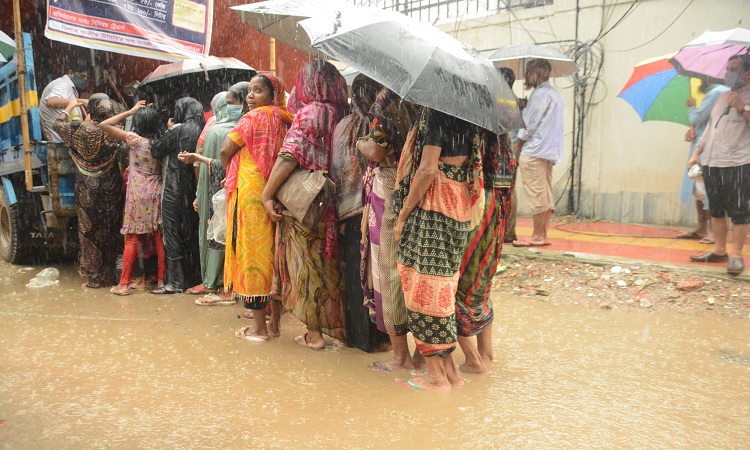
[505,217,750,278]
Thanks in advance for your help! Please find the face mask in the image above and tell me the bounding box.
[225,104,243,120]
[724,71,741,90]
[72,75,89,92]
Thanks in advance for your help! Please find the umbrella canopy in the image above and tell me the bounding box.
[483,44,577,79]
[139,56,257,101]
[0,30,16,63]
[231,0,347,56]
[669,27,750,82]
[618,54,705,126]
[301,8,522,134]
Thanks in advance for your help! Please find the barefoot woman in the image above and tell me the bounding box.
[395,108,485,391]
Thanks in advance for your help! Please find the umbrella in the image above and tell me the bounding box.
[0,30,16,63]
[231,0,346,56]
[139,56,257,101]
[669,27,750,82]
[483,44,577,79]
[300,8,522,134]
[618,54,705,126]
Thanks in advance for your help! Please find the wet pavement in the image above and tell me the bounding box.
[1,218,750,448]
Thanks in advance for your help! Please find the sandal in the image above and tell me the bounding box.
[235,325,268,342]
[150,285,181,295]
[110,285,130,296]
[195,294,236,306]
[185,284,215,295]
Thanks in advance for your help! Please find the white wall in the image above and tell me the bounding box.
[439,0,750,226]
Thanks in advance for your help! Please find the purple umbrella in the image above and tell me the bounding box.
[669,28,750,83]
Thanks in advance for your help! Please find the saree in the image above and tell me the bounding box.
[275,60,348,340]
[394,109,485,357]
[52,93,123,287]
[456,132,516,337]
[151,97,205,290]
[360,88,421,336]
[330,74,388,351]
[195,92,234,290]
[225,73,294,309]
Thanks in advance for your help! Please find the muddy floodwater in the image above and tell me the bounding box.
[1,262,749,449]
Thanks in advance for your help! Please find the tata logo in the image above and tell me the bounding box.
[30,232,54,239]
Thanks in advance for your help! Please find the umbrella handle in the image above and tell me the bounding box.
[200,62,209,82]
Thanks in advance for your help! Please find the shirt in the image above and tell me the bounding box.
[517,81,564,163]
[688,84,730,138]
[39,75,80,142]
[698,82,750,168]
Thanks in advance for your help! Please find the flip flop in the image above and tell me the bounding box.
[511,240,550,248]
[370,361,393,372]
[675,231,702,240]
[698,236,715,244]
[110,286,130,296]
[195,294,236,306]
[185,285,214,295]
[294,334,325,350]
[150,285,181,295]
[235,326,268,342]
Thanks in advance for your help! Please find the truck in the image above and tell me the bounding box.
[0,32,77,264]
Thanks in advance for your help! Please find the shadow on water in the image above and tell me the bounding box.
[0,261,748,448]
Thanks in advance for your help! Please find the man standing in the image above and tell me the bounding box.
[512,59,564,248]
[689,54,750,276]
[38,62,91,142]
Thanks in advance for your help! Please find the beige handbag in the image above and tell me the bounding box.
[276,167,334,229]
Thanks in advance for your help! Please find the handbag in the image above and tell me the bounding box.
[276,167,334,229]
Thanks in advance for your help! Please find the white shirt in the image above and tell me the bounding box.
[517,81,565,163]
[39,75,80,142]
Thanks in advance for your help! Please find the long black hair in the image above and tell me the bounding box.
[132,105,165,142]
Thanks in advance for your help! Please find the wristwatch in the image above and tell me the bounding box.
[744,104,750,113]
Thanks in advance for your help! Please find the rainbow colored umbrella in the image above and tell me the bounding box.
[618,54,704,126]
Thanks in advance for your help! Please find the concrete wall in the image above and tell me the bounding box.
[438,0,749,226]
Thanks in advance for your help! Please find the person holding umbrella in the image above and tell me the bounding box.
[688,54,750,276]
[512,59,565,248]
[394,108,486,391]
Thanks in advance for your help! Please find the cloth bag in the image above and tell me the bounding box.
[276,168,334,229]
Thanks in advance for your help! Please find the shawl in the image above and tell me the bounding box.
[52,93,120,176]
[224,72,294,195]
[196,91,226,152]
[280,60,348,257]
[330,74,382,220]
[367,87,421,157]
[394,108,486,228]
[280,60,348,171]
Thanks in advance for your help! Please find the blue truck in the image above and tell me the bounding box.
[0,33,77,263]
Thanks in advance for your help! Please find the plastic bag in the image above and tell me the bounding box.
[26,267,61,288]
[207,188,227,245]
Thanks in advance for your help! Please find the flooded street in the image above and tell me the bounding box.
[1,261,749,449]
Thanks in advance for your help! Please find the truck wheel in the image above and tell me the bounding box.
[0,185,20,263]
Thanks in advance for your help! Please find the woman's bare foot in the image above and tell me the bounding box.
[402,371,451,391]
[444,355,465,385]
[295,331,325,350]
[128,277,146,290]
[412,349,427,370]
[370,357,415,372]
[267,321,281,338]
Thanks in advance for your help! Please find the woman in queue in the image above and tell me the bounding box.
[99,101,166,296]
[53,93,124,289]
[221,74,294,341]
[151,97,204,294]
[261,60,349,350]
[394,108,485,391]
[330,74,390,352]
[455,131,515,373]
[357,88,421,368]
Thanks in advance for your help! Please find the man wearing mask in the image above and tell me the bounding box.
[688,54,750,276]
[38,62,91,142]
[512,58,564,248]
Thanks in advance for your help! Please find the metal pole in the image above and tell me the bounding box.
[13,0,33,191]
[269,38,276,75]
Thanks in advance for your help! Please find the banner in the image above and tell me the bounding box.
[45,0,213,61]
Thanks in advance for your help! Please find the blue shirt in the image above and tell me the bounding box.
[517,81,565,163]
